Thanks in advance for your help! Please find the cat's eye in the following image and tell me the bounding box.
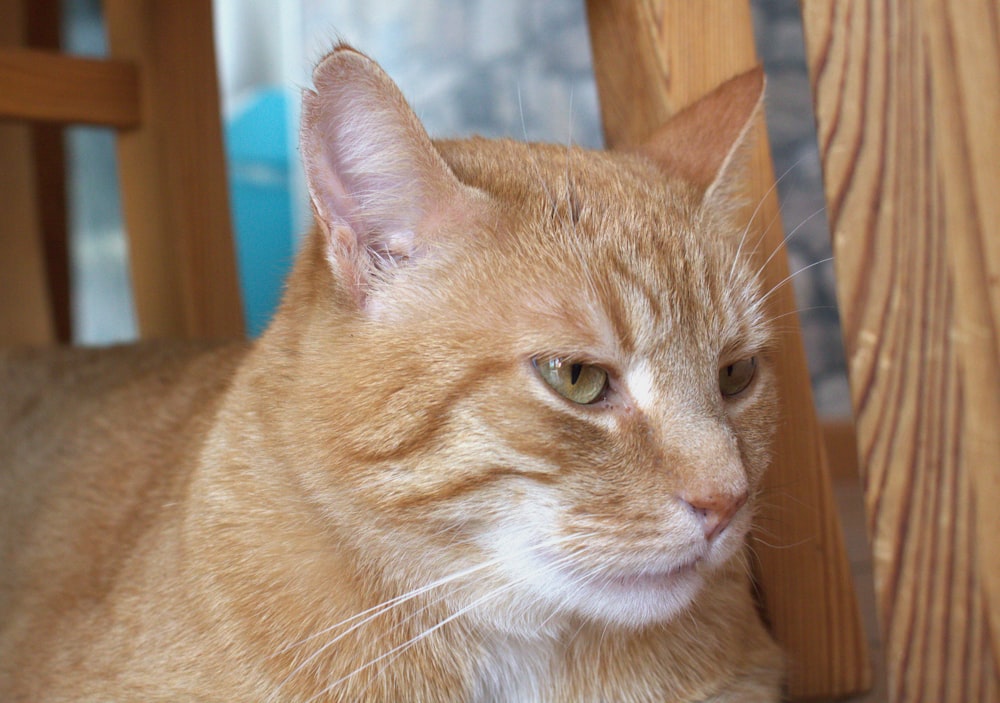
[534,357,608,405]
[719,357,757,397]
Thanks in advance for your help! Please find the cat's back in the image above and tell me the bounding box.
[0,341,247,482]
[0,342,247,649]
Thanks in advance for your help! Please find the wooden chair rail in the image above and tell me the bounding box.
[0,47,139,128]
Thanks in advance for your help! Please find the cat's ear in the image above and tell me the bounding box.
[300,46,469,310]
[639,66,764,207]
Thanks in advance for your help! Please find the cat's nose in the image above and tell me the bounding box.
[678,490,748,540]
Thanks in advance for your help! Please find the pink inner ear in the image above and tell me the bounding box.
[299,47,466,308]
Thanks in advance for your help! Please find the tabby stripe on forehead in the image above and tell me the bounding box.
[596,265,642,356]
[610,255,665,326]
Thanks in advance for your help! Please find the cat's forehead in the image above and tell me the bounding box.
[437,138,724,274]
[433,138,764,360]
[438,138,694,213]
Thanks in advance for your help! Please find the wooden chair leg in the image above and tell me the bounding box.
[802,1,1000,700]
[0,0,56,345]
[104,0,244,340]
[27,0,71,343]
[586,2,871,698]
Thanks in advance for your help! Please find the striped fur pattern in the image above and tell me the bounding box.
[0,47,782,701]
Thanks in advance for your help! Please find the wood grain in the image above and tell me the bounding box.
[802,1,1000,700]
[0,0,56,345]
[0,47,139,128]
[587,1,871,698]
[105,0,244,339]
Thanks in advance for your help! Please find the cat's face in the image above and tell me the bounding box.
[291,47,773,632]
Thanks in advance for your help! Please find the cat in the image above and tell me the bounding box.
[0,45,783,701]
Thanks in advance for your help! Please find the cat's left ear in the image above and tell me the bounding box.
[300,46,475,311]
[638,66,764,207]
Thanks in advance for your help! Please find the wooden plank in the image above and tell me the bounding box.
[27,0,72,343]
[801,1,1000,700]
[105,0,244,339]
[923,0,1000,670]
[0,0,56,345]
[587,1,871,698]
[0,120,56,345]
[0,47,139,128]
[823,418,861,481]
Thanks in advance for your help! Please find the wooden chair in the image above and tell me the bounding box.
[803,2,1000,700]
[0,0,243,344]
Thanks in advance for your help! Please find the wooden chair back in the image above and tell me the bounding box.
[0,0,243,343]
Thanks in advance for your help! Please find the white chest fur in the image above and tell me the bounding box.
[470,633,562,703]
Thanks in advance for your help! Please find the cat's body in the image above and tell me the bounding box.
[0,48,783,701]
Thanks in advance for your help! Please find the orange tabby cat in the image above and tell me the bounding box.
[0,46,782,701]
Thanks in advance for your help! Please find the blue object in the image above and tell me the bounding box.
[225,88,295,337]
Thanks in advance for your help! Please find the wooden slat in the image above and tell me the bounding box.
[823,418,861,481]
[802,1,1000,701]
[0,47,139,128]
[105,0,244,339]
[923,0,1000,672]
[587,1,871,698]
[0,0,55,345]
[27,0,72,343]
[0,120,56,345]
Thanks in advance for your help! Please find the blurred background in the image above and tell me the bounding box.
[63,0,848,416]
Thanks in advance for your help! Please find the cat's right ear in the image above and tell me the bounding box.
[638,66,764,208]
[300,46,472,311]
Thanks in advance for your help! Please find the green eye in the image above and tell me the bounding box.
[719,357,757,397]
[534,358,608,404]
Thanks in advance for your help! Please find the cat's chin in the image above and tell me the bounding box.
[563,562,707,628]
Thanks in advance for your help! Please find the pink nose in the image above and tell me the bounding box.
[678,490,748,540]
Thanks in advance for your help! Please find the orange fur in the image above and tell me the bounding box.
[0,47,782,701]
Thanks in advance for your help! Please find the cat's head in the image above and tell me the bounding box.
[288,45,774,631]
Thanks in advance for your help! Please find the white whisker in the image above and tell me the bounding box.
[272,531,594,698]
[754,206,827,281]
[768,305,837,325]
[365,544,591,692]
[303,536,592,702]
[304,581,522,702]
[517,85,566,225]
[758,256,834,306]
[729,156,807,286]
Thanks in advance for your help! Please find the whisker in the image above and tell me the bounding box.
[767,303,837,324]
[758,256,835,306]
[367,545,590,690]
[754,206,827,282]
[564,88,580,233]
[271,543,526,691]
[275,532,594,697]
[273,548,485,657]
[730,155,807,286]
[305,580,524,703]
[750,533,816,550]
[310,541,591,702]
[517,85,566,226]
